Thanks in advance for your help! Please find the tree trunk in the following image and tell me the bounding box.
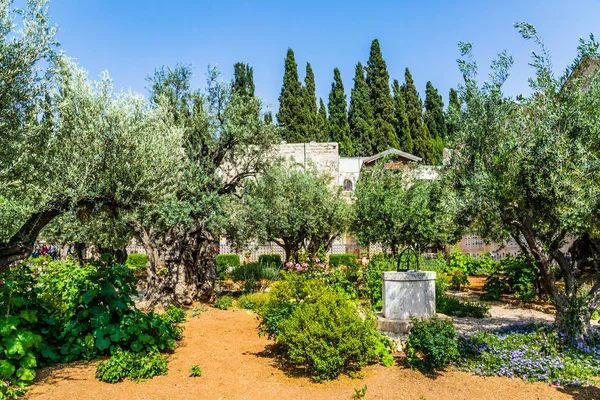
[144,224,218,308]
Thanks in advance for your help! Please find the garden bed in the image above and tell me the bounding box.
[25,305,600,400]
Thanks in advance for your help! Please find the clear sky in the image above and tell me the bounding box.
[47,0,600,113]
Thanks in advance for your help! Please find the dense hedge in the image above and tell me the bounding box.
[258,254,282,266]
[329,253,358,268]
[125,253,147,271]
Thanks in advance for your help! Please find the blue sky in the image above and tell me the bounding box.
[48,0,600,113]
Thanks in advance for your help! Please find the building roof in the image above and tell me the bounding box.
[362,148,422,164]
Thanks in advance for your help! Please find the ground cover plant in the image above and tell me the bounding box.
[95,349,168,383]
[236,292,270,312]
[0,256,185,391]
[458,323,600,386]
[214,296,234,310]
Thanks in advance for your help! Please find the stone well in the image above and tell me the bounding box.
[378,271,436,334]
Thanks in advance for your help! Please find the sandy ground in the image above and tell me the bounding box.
[26,306,600,400]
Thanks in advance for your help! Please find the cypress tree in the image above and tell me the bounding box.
[366,39,399,153]
[303,62,318,141]
[328,68,353,156]
[348,62,374,156]
[392,79,413,154]
[277,48,304,142]
[424,81,446,163]
[316,98,328,142]
[232,62,255,97]
[264,111,273,125]
[446,88,460,140]
[402,67,433,162]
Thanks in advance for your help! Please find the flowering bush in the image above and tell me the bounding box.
[458,323,600,386]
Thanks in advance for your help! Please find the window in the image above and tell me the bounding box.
[343,179,353,191]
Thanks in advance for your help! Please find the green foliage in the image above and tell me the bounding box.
[302,63,319,142]
[214,296,233,310]
[436,295,490,318]
[392,79,413,154]
[0,257,184,387]
[366,39,399,153]
[95,349,168,384]
[353,384,368,399]
[190,306,207,318]
[275,289,393,382]
[481,256,537,302]
[216,254,241,280]
[361,255,394,311]
[257,254,282,266]
[328,68,353,156]
[232,62,255,97]
[444,248,471,290]
[402,68,432,162]
[423,81,447,163]
[0,381,26,400]
[353,166,460,256]
[125,253,148,272]
[277,48,305,142]
[316,98,328,142]
[230,262,280,292]
[349,62,374,156]
[237,292,270,312]
[189,364,202,377]
[328,254,358,268]
[406,317,459,370]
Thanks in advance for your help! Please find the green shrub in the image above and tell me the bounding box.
[0,256,185,388]
[125,253,147,271]
[258,254,282,266]
[258,273,330,339]
[329,254,358,268]
[216,254,241,280]
[276,289,393,382]
[421,254,447,273]
[214,296,233,310]
[95,349,168,383]
[237,292,270,311]
[0,381,26,399]
[480,275,510,301]
[189,364,202,377]
[406,316,459,370]
[361,256,394,310]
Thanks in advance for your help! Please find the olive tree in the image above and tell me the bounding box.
[240,163,350,262]
[131,65,278,307]
[444,23,600,341]
[352,160,459,256]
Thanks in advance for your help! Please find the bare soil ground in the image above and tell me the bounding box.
[26,305,600,400]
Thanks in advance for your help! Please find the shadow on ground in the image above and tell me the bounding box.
[556,385,600,400]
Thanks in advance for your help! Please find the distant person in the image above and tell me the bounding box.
[41,243,49,256]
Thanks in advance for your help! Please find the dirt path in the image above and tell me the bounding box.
[26,306,600,400]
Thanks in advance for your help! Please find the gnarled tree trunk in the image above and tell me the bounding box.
[143,224,218,308]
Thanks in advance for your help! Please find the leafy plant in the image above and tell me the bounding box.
[216,254,240,280]
[258,254,282,266]
[480,275,510,301]
[190,306,206,317]
[329,254,358,268]
[436,295,489,318]
[276,289,393,382]
[95,349,168,383]
[125,253,148,272]
[406,316,459,370]
[189,364,202,377]
[0,381,26,400]
[361,255,395,311]
[353,384,368,399]
[231,262,280,292]
[237,292,270,311]
[214,296,233,310]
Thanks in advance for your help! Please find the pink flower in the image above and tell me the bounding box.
[318,263,325,268]
[295,265,303,271]
[314,257,320,263]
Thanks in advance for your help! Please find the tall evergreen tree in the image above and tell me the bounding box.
[328,68,353,156]
[402,67,433,162]
[316,98,328,142]
[348,62,374,156]
[264,111,273,125]
[302,62,319,141]
[232,62,255,97]
[423,81,446,163]
[277,48,304,142]
[366,39,399,153]
[446,88,460,141]
[392,79,413,154]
